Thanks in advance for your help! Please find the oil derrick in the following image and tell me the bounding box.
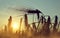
[53,15,58,32]
[8,16,12,33]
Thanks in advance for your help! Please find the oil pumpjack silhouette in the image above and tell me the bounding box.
[9,8,59,36]
[14,8,44,30]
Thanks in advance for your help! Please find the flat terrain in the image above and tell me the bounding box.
[0,31,60,38]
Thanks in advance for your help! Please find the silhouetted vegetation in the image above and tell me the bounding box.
[0,9,60,38]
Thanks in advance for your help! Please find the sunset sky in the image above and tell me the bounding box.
[0,0,60,29]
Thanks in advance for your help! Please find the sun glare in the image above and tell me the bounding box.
[12,22,19,33]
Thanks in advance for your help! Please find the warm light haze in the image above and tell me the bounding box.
[11,22,19,33]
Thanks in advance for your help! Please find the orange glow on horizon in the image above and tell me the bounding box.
[11,22,19,33]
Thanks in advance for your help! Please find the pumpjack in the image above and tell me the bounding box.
[10,8,60,36]
[13,8,44,29]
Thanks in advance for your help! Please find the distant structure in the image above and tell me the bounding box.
[7,16,12,33]
[14,8,43,20]
[27,9,42,20]
[10,8,60,36]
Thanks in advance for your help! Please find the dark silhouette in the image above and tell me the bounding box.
[37,16,46,30]
[24,14,28,29]
[14,8,43,20]
[8,16,12,27]
[27,9,43,20]
[41,16,44,24]
[41,16,51,35]
[37,16,44,30]
[20,18,23,26]
[46,16,51,33]
[32,23,37,31]
[20,18,23,31]
[7,16,12,33]
[53,15,58,32]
